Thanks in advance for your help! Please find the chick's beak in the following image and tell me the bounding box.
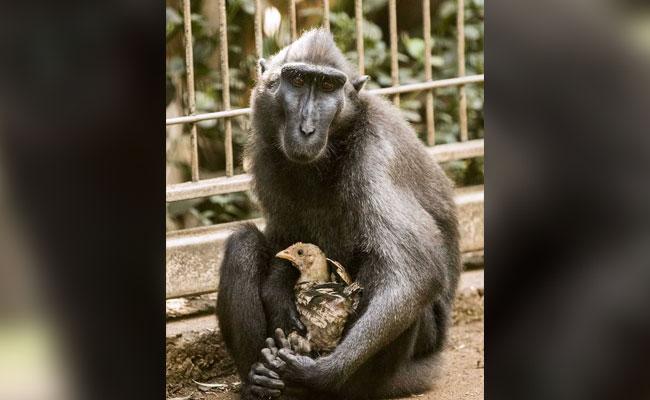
[275,250,297,264]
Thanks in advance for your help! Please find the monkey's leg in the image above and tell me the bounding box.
[216,224,283,399]
[368,355,441,399]
[367,302,450,398]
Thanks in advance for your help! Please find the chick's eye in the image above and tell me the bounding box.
[321,80,335,92]
[291,75,305,87]
[297,249,303,256]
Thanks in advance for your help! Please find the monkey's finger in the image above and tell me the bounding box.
[277,348,298,365]
[288,334,301,351]
[265,337,278,355]
[289,334,311,355]
[261,348,285,371]
[274,328,286,341]
[250,385,282,398]
[253,363,280,380]
[261,348,274,365]
[274,328,291,350]
[250,374,285,390]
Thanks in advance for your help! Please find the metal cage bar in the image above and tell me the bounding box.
[167,139,484,202]
[388,0,399,106]
[423,0,435,146]
[457,0,468,142]
[182,0,200,182]
[167,1,484,202]
[355,0,364,74]
[218,0,234,177]
[167,108,251,126]
[289,0,297,42]
[254,0,263,77]
[322,0,330,32]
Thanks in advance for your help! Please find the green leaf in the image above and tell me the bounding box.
[464,25,481,41]
[439,1,457,19]
[404,37,425,60]
[166,7,182,26]
[430,55,445,68]
[167,57,185,75]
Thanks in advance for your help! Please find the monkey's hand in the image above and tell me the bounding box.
[264,329,334,392]
[241,362,285,399]
[276,348,318,384]
[260,330,312,398]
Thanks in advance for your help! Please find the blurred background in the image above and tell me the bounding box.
[0,0,648,399]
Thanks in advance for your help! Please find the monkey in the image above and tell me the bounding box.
[216,29,461,399]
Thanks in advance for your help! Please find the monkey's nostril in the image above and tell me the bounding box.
[300,125,315,136]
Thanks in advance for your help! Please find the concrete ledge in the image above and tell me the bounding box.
[167,185,484,299]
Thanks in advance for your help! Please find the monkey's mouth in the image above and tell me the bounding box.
[275,250,297,265]
[281,129,329,164]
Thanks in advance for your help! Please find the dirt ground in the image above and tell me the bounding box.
[166,274,484,400]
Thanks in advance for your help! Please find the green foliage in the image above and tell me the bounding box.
[330,0,484,145]
[167,192,261,226]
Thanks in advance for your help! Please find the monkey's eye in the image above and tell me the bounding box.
[297,249,303,256]
[291,75,305,87]
[320,80,336,92]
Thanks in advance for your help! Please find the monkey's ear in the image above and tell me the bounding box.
[259,58,268,74]
[352,75,370,92]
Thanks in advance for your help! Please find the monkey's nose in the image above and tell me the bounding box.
[300,124,315,136]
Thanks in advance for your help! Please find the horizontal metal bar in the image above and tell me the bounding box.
[165,75,484,126]
[166,185,484,299]
[166,108,251,126]
[368,74,484,96]
[426,138,484,163]
[166,139,484,202]
[167,173,252,202]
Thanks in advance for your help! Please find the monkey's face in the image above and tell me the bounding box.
[275,63,347,163]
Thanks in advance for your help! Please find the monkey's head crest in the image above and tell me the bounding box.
[251,29,369,164]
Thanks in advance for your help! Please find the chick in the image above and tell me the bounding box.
[276,243,362,355]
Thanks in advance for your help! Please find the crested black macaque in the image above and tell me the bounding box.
[216,29,461,399]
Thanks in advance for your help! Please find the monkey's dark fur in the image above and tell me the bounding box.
[216,29,461,399]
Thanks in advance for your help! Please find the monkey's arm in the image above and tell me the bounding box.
[261,256,306,335]
[276,188,449,389]
[278,264,443,389]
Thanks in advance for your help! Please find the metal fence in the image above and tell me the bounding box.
[166,0,484,203]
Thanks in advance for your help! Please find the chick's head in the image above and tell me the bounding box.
[276,242,329,284]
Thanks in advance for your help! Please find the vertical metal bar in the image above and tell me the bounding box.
[254,0,263,77]
[219,0,234,177]
[457,0,468,141]
[289,0,297,42]
[355,0,364,74]
[423,0,435,146]
[182,0,200,182]
[322,0,330,32]
[388,0,399,106]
